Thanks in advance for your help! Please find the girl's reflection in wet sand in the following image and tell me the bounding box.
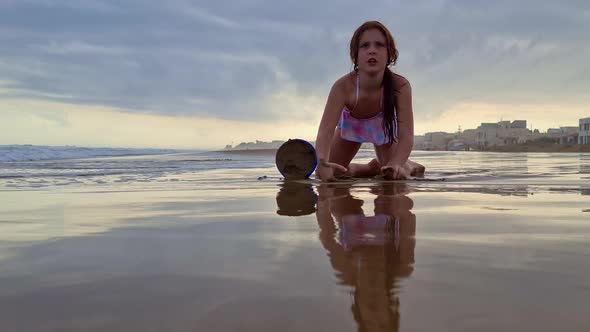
[316,183,415,332]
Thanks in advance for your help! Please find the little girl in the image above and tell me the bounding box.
[315,21,425,181]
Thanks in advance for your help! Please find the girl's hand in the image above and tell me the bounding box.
[316,159,348,182]
[381,164,409,180]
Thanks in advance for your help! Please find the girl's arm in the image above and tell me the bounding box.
[314,79,348,181]
[315,79,346,162]
[388,82,414,166]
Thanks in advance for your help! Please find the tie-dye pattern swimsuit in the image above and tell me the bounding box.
[336,74,398,145]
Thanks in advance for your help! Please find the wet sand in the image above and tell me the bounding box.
[1,170,589,331]
[488,143,590,153]
[218,143,590,155]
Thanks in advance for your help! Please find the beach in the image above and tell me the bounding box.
[1,149,589,331]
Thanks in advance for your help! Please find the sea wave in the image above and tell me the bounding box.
[0,145,181,162]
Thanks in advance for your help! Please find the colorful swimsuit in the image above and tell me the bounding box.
[338,214,401,251]
[336,74,398,145]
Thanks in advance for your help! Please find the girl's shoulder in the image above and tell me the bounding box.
[331,71,357,95]
[392,72,411,92]
[335,71,357,86]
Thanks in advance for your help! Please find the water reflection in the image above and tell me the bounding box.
[316,184,415,332]
[275,182,318,216]
[580,155,590,175]
[581,155,590,195]
[275,182,416,330]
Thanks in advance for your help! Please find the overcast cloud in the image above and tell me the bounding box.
[1,0,589,147]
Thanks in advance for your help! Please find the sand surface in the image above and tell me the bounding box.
[1,152,589,331]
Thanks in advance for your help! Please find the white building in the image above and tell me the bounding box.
[475,123,502,148]
[559,126,580,144]
[475,120,530,148]
[460,129,477,149]
[547,126,579,144]
[424,132,455,150]
[580,118,590,144]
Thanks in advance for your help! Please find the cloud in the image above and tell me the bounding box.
[0,0,589,146]
[175,3,241,29]
[418,101,589,135]
[0,97,320,149]
[0,0,120,12]
[32,41,129,55]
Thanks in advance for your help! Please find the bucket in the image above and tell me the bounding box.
[275,139,318,180]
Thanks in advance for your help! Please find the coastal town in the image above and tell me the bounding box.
[225,117,590,152]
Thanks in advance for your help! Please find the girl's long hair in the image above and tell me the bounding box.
[349,21,399,144]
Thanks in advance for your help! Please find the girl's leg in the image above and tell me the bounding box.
[406,159,426,176]
[348,158,382,177]
[374,143,426,177]
[328,129,361,177]
[329,129,380,177]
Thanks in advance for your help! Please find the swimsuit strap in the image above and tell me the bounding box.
[352,75,387,115]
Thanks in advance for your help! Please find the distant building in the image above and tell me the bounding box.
[475,123,501,148]
[580,118,590,144]
[547,128,563,137]
[497,120,526,129]
[460,129,477,150]
[559,126,579,144]
[423,132,454,150]
[413,135,426,149]
[228,140,286,150]
[474,120,530,148]
[517,132,546,144]
[447,138,466,151]
[546,127,579,144]
[510,120,527,129]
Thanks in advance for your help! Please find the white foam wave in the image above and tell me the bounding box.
[0,145,180,162]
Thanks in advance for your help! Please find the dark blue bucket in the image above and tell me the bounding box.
[275,139,318,179]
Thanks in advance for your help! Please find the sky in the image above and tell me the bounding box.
[0,0,589,149]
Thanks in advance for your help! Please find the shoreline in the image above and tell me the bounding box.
[483,143,590,153]
[214,148,278,155]
[215,144,590,154]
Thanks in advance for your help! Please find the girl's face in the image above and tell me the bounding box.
[356,28,388,75]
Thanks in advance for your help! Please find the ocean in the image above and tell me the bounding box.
[1,145,588,191]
